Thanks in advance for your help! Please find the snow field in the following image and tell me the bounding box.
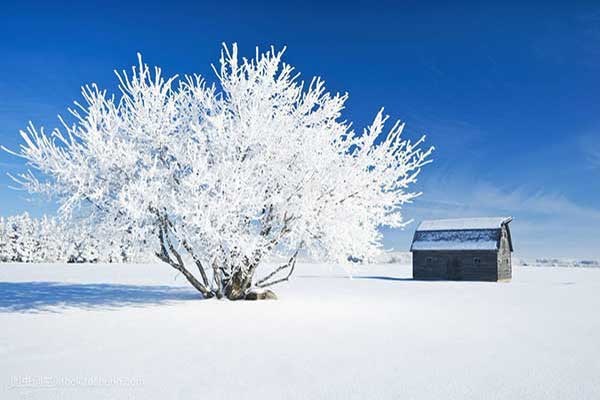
[1,262,599,399]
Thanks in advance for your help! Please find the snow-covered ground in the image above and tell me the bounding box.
[359,251,600,268]
[1,262,599,400]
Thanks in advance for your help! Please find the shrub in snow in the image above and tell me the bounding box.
[5,44,433,299]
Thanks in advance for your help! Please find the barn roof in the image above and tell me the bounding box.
[410,217,513,252]
[416,217,513,232]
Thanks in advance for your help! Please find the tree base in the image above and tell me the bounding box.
[244,289,278,300]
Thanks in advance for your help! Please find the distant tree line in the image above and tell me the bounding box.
[0,213,145,263]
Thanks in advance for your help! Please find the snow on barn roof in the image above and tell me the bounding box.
[411,230,500,251]
[416,217,513,232]
[410,217,513,252]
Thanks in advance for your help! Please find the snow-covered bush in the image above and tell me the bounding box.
[0,213,141,263]
[5,44,433,299]
[0,213,39,262]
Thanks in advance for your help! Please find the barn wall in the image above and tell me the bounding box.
[497,225,512,280]
[413,250,499,281]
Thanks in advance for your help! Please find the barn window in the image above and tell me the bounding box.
[426,257,433,264]
[473,257,481,265]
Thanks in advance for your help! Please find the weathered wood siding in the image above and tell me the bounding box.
[413,250,499,281]
[497,225,512,280]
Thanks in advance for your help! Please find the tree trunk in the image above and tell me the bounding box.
[224,270,252,300]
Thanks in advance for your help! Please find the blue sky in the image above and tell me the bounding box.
[1,0,599,258]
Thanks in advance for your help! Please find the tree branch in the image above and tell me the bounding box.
[181,239,211,288]
[255,249,299,288]
[156,217,213,298]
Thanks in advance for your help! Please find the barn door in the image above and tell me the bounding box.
[447,257,462,280]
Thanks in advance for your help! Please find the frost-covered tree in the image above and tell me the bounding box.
[5,44,433,299]
[1,216,20,262]
[9,213,38,262]
[35,215,57,261]
[0,219,5,262]
[0,213,44,262]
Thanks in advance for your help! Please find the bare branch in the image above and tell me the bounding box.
[157,216,213,298]
[181,239,211,288]
[255,249,299,288]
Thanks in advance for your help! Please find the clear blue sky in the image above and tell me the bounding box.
[1,0,599,258]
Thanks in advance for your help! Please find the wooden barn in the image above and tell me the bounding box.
[410,217,513,281]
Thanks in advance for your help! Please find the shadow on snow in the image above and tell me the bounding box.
[0,281,202,313]
[352,275,414,282]
[297,274,413,282]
